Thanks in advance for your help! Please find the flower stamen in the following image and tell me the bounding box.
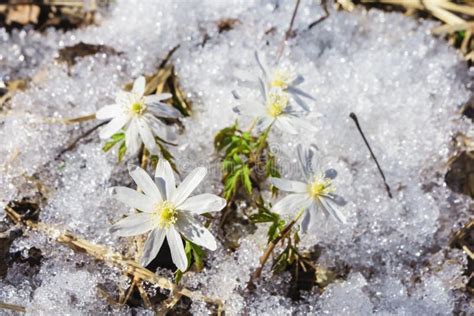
[270,69,292,89]
[130,100,146,116]
[266,91,289,118]
[154,201,177,229]
[308,175,334,198]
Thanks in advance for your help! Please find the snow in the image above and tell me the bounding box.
[0,0,472,314]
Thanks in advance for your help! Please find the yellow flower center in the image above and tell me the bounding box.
[266,92,289,118]
[130,100,146,116]
[308,176,334,198]
[270,69,292,89]
[154,201,177,229]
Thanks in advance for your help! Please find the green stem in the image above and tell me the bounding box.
[255,121,274,159]
[251,207,305,280]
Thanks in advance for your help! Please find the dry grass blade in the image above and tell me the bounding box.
[338,0,355,11]
[431,22,474,35]
[0,302,26,313]
[4,206,224,311]
[156,293,183,314]
[0,79,27,109]
[359,1,474,59]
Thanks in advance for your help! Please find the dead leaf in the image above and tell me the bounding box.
[0,79,28,109]
[216,18,240,33]
[56,42,120,67]
[5,4,40,25]
[124,65,192,117]
[445,151,474,198]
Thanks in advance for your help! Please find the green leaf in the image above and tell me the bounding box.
[184,240,204,271]
[174,269,183,284]
[190,242,204,271]
[267,219,286,242]
[102,132,125,152]
[241,165,252,194]
[233,153,243,164]
[214,123,238,151]
[272,247,290,273]
[118,141,126,162]
[224,168,242,200]
[156,138,179,174]
[185,240,193,268]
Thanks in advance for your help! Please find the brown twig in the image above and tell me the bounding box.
[276,0,302,61]
[0,302,26,313]
[55,121,107,160]
[62,113,96,124]
[156,293,183,314]
[251,210,303,280]
[349,112,393,198]
[4,205,224,310]
[308,0,329,29]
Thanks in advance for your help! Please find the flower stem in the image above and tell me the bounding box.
[276,0,301,62]
[251,207,305,280]
[255,122,273,158]
[140,147,149,170]
[246,118,257,132]
[62,113,96,124]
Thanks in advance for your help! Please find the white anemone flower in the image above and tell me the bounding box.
[270,144,347,233]
[235,87,316,135]
[234,51,315,111]
[109,160,226,270]
[96,76,181,155]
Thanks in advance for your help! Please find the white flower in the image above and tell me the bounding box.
[234,51,315,111]
[96,76,181,155]
[235,87,316,135]
[270,144,347,232]
[109,160,226,270]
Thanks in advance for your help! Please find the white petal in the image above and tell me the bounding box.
[256,117,273,131]
[176,213,217,250]
[147,103,181,118]
[290,93,309,111]
[109,187,154,213]
[99,114,129,139]
[129,165,162,202]
[324,169,338,180]
[287,85,315,100]
[236,99,266,116]
[290,75,304,87]
[140,228,166,267]
[326,193,347,206]
[275,116,298,134]
[300,208,313,233]
[96,104,121,120]
[171,167,207,206]
[167,226,188,271]
[125,119,141,155]
[155,159,176,200]
[132,76,146,96]
[145,93,172,103]
[143,114,169,141]
[292,116,318,132]
[255,51,269,80]
[115,91,130,105]
[137,118,159,154]
[269,177,307,193]
[297,144,320,180]
[258,77,267,100]
[177,194,226,214]
[319,197,347,224]
[272,193,312,216]
[110,213,154,237]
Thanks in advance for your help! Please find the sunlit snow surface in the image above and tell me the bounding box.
[0,0,473,314]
